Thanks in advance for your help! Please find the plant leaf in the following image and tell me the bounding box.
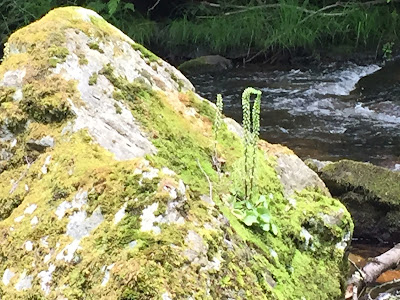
[257,207,269,214]
[243,212,258,226]
[232,209,245,219]
[108,0,120,16]
[259,213,271,223]
[233,201,244,209]
[262,223,270,231]
[123,3,135,12]
[256,194,267,206]
[245,201,253,210]
[271,224,278,236]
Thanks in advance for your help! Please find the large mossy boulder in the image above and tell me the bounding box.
[0,7,352,299]
[307,159,400,243]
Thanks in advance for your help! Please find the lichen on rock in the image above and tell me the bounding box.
[0,6,353,300]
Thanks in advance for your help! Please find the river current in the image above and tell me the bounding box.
[188,62,400,170]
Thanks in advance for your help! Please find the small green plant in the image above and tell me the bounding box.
[242,87,261,202]
[214,94,224,139]
[212,94,224,175]
[233,194,278,234]
[227,87,278,235]
[88,73,98,85]
[383,41,394,60]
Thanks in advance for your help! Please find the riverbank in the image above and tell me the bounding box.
[2,1,400,65]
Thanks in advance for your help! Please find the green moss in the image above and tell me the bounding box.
[130,42,160,63]
[178,57,206,73]
[169,71,184,91]
[47,45,69,67]
[95,63,352,299]
[88,42,104,53]
[88,73,98,86]
[0,102,28,132]
[0,87,16,103]
[0,193,24,220]
[114,102,122,114]
[21,75,76,123]
[321,160,400,205]
[78,53,88,65]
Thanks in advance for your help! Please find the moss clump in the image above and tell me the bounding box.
[320,160,400,205]
[114,102,122,114]
[0,102,28,132]
[88,42,104,53]
[0,87,16,103]
[0,194,24,220]
[130,42,160,63]
[48,45,69,67]
[78,54,88,65]
[169,71,184,91]
[21,75,76,123]
[178,57,206,73]
[88,73,98,85]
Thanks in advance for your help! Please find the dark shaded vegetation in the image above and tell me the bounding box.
[1,0,400,62]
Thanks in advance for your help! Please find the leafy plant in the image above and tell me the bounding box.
[226,87,278,235]
[233,194,278,235]
[212,94,224,175]
[242,87,261,202]
[383,41,394,60]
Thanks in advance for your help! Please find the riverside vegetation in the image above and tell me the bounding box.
[1,0,400,60]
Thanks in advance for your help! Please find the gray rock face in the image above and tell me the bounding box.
[27,136,55,152]
[53,29,159,161]
[276,153,330,197]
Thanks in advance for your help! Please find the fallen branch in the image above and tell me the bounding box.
[347,243,400,299]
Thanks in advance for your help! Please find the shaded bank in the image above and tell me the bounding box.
[2,0,400,63]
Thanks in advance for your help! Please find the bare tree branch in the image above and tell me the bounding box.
[347,243,400,299]
[148,0,161,13]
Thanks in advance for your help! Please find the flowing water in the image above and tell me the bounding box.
[188,61,400,169]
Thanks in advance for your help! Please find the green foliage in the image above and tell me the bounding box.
[233,194,278,234]
[213,94,224,174]
[214,94,224,139]
[242,87,261,202]
[383,41,394,60]
[224,87,278,235]
[164,0,400,56]
[1,0,398,59]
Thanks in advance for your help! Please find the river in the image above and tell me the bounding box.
[188,61,400,170]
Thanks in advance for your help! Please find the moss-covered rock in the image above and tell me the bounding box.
[309,159,400,243]
[178,55,233,74]
[0,7,352,299]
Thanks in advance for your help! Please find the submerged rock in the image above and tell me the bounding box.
[309,159,400,243]
[178,55,233,74]
[0,7,352,299]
